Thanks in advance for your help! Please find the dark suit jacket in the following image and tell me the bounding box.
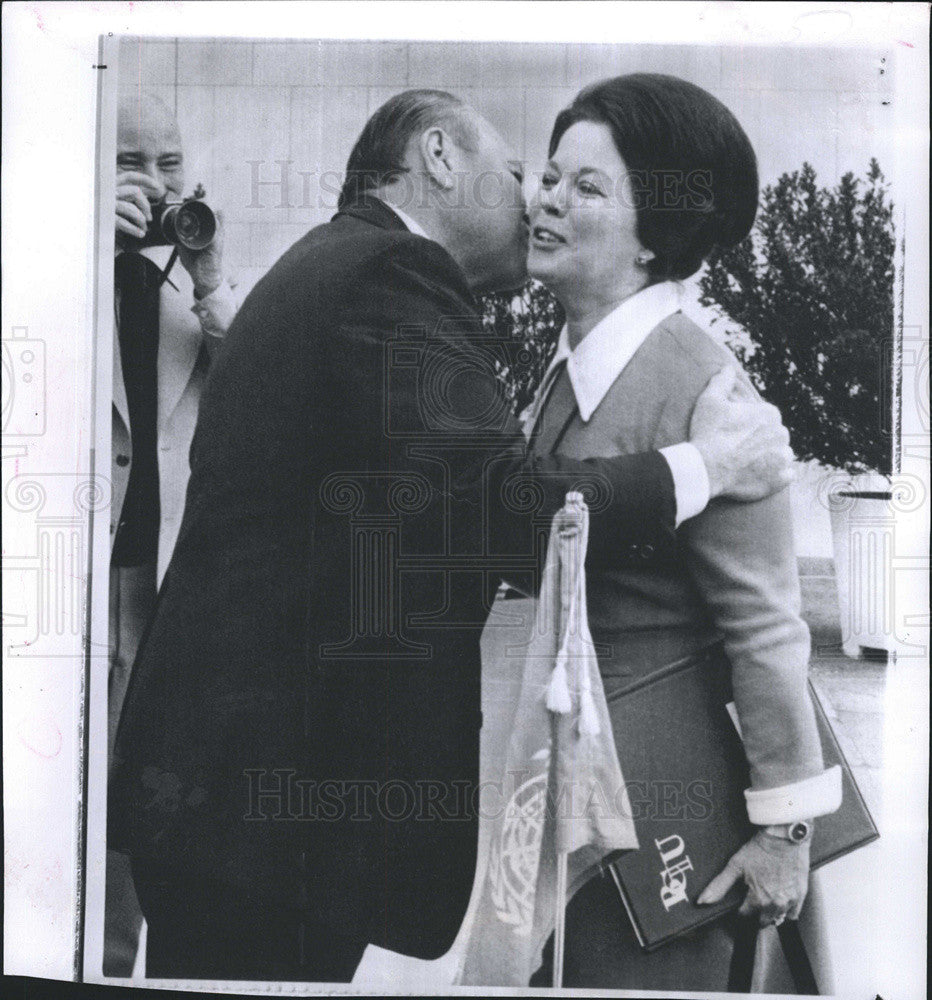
[110,198,679,959]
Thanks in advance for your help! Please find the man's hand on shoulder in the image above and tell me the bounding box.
[689,367,795,502]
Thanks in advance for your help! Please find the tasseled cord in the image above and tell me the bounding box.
[576,657,601,736]
[545,493,601,736]
[546,638,574,714]
[574,519,601,736]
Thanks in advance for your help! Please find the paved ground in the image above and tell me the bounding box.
[800,558,886,821]
[791,561,891,997]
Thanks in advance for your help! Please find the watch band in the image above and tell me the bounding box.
[763,820,814,844]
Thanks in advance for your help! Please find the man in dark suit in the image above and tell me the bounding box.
[110,90,795,982]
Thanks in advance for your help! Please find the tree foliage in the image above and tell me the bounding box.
[480,280,564,417]
[700,160,895,475]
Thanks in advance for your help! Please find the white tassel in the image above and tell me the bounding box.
[546,652,573,714]
[577,682,600,736]
[547,491,591,719]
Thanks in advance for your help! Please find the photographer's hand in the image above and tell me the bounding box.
[116,171,162,246]
[689,367,795,502]
[178,209,225,300]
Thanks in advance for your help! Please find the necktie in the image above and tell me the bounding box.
[527,358,578,456]
[112,252,162,567]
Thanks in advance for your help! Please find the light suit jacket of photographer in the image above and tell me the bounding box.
[529,281,841,816]
[108,245,238,776]
[110,244,237,584]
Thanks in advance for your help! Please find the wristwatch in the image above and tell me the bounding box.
[762,820,814,844]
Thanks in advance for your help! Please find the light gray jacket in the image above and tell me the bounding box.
[532,307,840,822]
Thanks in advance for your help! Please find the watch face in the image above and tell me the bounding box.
[789,821,811,842]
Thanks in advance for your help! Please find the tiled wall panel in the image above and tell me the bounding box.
[117,38,895,290]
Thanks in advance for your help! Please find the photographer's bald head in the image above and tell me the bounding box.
[116,93,185,246]
[115,91,224,298]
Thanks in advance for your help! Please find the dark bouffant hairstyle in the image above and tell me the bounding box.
[339,89,479,210]
[550,74,759,281]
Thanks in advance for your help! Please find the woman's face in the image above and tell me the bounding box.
[528,120,648,310]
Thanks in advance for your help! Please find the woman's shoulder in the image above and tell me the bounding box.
[640,311,740,390]
[616,311,747,448]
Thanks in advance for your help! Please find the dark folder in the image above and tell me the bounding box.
[602,644,879,951]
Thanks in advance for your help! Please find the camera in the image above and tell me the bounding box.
[135,188,217,251]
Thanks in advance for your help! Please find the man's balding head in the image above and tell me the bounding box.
[338,90,479,210]
[338,89,529,293]
[117,91,185,204]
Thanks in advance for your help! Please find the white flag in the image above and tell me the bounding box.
[457,493,638,986]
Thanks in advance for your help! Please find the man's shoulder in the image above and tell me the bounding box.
[334,216,471,299]
[270,213,470,304]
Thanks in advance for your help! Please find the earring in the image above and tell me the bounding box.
[635,251,653,267]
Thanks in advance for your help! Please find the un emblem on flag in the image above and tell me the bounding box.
[488,769,549,936]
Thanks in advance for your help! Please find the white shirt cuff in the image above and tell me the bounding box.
[659,442,710,527]
[745,765,843,825]
[191,279,237,338]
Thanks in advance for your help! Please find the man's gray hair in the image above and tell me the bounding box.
[338,89,479,210]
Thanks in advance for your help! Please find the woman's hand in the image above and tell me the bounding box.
[697,829,810,926]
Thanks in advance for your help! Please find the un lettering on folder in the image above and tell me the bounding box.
[603,645,879,951]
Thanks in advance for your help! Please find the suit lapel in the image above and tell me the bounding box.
[115,246,204,436]
[112,308,130,430]
[155,255,203,429]
[531,363,578,455]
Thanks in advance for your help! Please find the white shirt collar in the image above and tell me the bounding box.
[541,281,684,422]
[386,202,429,239]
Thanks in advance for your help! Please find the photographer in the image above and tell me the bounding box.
[106,90,237,975]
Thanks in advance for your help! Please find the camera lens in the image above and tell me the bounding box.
[175,208,202,242]
[162,201,216,251]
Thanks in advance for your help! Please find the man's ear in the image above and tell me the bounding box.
[418,126,456,191]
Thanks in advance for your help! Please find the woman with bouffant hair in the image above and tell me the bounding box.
[523,74,840,991]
